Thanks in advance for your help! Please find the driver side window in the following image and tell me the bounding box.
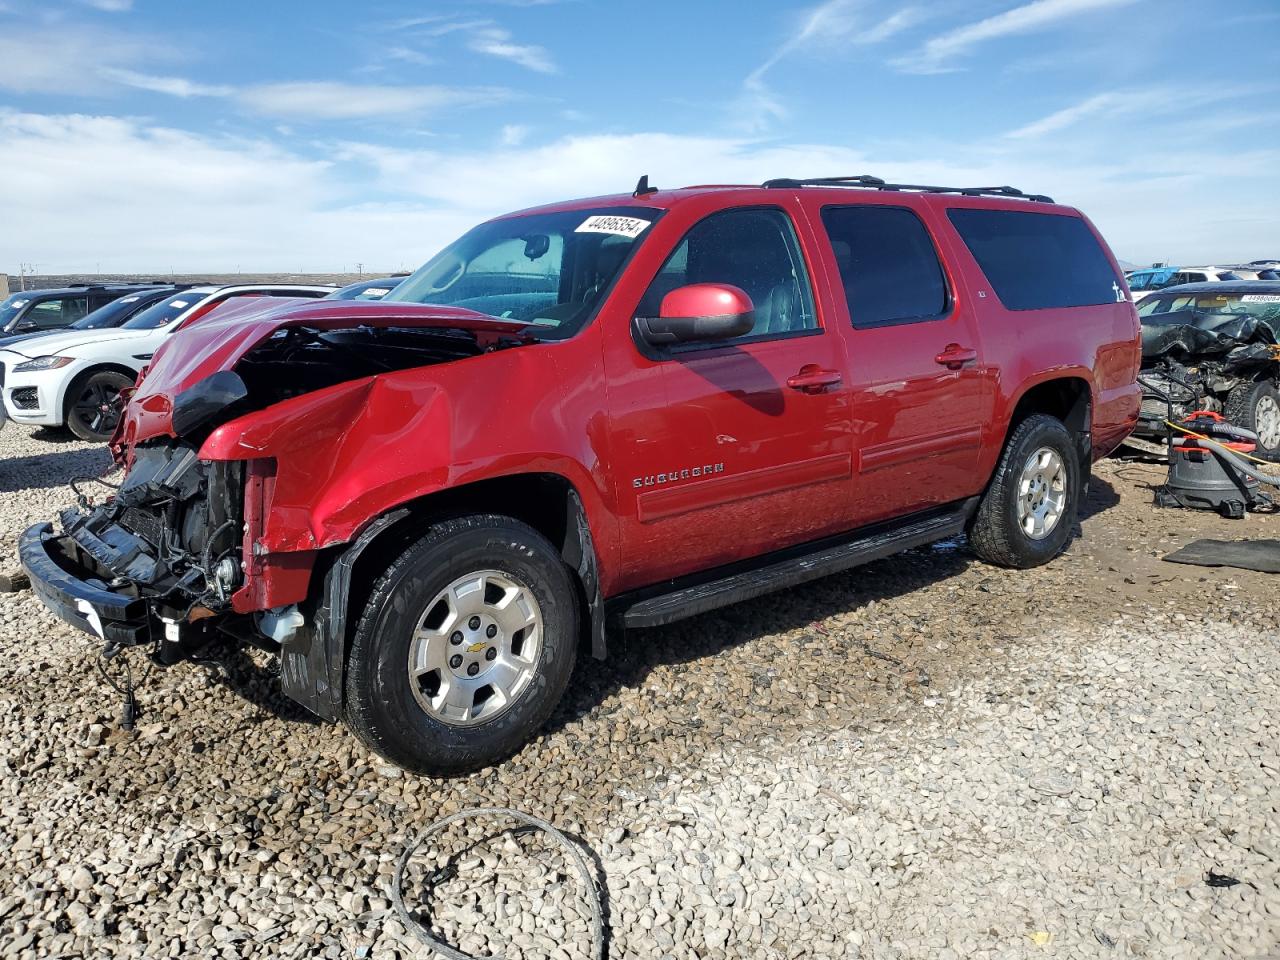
[638,208,817,339]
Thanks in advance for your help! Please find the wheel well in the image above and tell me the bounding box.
[334,473,600,672]
[1006,376,1093,489]
[1010,377,1091,438]
[61,364,139,418]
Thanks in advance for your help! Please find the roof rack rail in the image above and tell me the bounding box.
[761,174,1054,204]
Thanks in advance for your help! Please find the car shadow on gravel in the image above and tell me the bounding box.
[0,446,113,493]
[1079,474,1121,522]
[194,641,323,725]
[547,543,974,737]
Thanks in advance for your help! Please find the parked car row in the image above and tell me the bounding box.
[17,174,1143,774]
[0,276,404,440]
[1125,261,1280,299]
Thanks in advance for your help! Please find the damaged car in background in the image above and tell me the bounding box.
[1136,281,1280,459]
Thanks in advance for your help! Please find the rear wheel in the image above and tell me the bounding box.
[969,414,1080,569]
[344,515,579,776]
[66,370,133,442]
[1225,379,1280,461]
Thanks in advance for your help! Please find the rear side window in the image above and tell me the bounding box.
[948,208,1119,311]
[821,206,948,328]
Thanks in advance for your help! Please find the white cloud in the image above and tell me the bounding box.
[500,123,530,146]
[99,68,234,98]
[2,110,1276,273]
[238,82,509,120]
[741,1,919,130]
[79,0,132,10]
[895,0,1137,74]
[1006,92,1122,138]
[467,25,557,73]
[1005,85,1268,138]
[0,26,143,94]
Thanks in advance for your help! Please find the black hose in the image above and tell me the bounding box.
[390,807,604,960]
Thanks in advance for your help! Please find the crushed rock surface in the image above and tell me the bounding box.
[0,428,1276,960]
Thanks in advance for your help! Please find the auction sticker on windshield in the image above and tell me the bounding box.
[575,215,651,238]
[1242,294,1280,303]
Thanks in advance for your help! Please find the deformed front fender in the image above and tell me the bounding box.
[278,509,410,723]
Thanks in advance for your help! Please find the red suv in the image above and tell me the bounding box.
[22,175,1140,774]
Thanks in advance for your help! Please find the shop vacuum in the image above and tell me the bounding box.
[1154,411,1274,518]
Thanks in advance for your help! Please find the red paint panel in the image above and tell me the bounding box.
[637,452,852,523]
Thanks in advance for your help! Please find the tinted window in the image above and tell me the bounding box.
[123,291,204,329]
[948,208,1120,311]
[71,290,169,330]
[821,206,948,328]
[26,296,88,328]
[637,208,817,338]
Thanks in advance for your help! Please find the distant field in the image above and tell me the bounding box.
[2,272,400,293]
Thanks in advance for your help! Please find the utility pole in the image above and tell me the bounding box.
[356,262,364,278]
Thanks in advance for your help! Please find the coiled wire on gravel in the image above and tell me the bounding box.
[390,807,605,960]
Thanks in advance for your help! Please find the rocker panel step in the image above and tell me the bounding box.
[618,504,970,629]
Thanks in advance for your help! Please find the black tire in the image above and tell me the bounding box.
[969,414,1080,569]
[1225,379,1280,461]
[344,515,579,776]
[65,369,134,442]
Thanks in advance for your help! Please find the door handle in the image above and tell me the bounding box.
[786,365,842,394]
[934,344,977,370]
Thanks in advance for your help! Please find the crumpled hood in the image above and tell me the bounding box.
[1141,309,1279,359]
[116,299,532,448]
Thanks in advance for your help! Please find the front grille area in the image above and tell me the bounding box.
[10,387,37,410]
[121,506,167,548]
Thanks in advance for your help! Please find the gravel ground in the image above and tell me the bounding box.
[0,427,1276,960]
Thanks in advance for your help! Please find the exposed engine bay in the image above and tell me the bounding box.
[1135,288,1280,456]
[48,317,529,663]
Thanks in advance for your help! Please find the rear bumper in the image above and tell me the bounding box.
[19,521,148,646]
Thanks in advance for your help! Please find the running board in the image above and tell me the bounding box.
[616,503,973,629]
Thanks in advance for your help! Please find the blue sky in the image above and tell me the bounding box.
[1,0,1277,272]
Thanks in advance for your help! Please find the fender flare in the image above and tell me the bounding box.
[277,489,608,722]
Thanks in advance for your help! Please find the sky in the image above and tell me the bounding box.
[0,0,1277,273]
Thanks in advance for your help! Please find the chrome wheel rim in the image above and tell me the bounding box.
[407,569,542,727]
[1016,446,1067,540]
[1255,394,1280,451]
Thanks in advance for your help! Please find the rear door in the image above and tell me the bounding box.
[804,198,995,524]
[602,201,853,591]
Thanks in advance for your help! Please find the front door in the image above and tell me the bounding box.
[806,199,994,525]
[603,203,853,592]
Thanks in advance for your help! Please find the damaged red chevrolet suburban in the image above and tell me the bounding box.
[21,175,1140,774]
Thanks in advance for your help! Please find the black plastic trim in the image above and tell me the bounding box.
[611,499,977,629]
[19,522,147,641]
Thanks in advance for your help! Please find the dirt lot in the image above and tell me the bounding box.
[0,428,1276,960]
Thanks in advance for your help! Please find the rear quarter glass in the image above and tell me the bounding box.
[947,208,1121,311]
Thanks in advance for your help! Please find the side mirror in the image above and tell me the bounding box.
[634,283,754,347]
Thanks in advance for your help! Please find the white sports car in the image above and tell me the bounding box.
[0,284,332,441]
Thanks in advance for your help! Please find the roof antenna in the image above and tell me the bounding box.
[633,174,657,197]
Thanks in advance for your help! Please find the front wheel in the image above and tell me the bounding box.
[66,370,133,442]
[344,515,579,776]
[969,414,1081,569]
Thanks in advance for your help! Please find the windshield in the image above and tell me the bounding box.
[384,206,661,339]
[123,291,203,330]
[72,290,165,330]
[328,278,404,301]
[0,294,32,329]
[1127,270,1174,292]
[1138,291,1280,323]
